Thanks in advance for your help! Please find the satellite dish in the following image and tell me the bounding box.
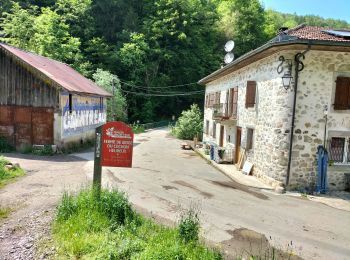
[224,40,235,52]
[224,52,234,64]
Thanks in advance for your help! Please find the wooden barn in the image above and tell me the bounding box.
[0,43,112,150]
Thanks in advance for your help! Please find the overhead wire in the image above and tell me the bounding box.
[120,80,204,96]
[121,89,204,97]
[120,80,199,89]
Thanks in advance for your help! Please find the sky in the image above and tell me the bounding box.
[261,0,350,22]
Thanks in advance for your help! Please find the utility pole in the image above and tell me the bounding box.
[112,78,116,121]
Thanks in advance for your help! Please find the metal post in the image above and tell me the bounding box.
[93,125,103,196]
[112,78,115,121]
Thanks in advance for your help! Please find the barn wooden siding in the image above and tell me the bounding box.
[0,48,57,148]
[0,48,58,107]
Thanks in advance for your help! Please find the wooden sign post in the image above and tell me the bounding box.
[93,122,134,194]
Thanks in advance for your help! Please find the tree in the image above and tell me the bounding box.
[0,2,36,49]
[217,0,267,57]
[172,104,203,140]
[92,69,127,122]
[31,8,81,63]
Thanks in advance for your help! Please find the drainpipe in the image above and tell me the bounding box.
[285,44,311,187]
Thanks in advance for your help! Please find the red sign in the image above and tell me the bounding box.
[100,122,134,167]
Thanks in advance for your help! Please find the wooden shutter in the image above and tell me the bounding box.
[232,87,238,117]
[334,77,350,110]
[215,92,220,105]
[246,81,256,108]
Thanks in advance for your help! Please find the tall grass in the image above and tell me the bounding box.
[0,156,25,188]
[53,188,222,259]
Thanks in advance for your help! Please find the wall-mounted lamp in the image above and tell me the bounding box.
[277,56,293,90]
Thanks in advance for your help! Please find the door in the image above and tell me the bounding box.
[235,127,242,163]
[219,125,225,147]
[14,107,32,149]
[32,108,54,145]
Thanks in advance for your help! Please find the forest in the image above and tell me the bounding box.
[1,0,349,123]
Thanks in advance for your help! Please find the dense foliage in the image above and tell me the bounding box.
[172,104,203,140]
[53,188,222,258]
[0,0,349,122]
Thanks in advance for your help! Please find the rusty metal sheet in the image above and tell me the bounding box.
[1,44,112,97]
[0,106,14,124]
[0,105,53,148]
[32,108,53,145]
[15,123,32,149]
[14,107,32,124]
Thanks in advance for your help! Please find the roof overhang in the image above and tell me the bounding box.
[198,39,350,85]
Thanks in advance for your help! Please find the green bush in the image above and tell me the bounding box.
[53,188,222,259]
[0,136,14,153]
[178,208,200,243]
[172,104,203,140]
[32,145,54,156]
[132,123,145,134]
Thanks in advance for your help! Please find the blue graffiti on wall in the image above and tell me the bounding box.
[62,95,106,138]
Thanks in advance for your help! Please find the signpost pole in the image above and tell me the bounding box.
[93,125,103,196]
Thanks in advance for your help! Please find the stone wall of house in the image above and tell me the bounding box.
[290,50,350,191]
[203,51,296,187]
[203,49,350,191]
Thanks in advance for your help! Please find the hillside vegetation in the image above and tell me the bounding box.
[0,0,348,122]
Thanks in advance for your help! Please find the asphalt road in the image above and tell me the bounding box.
[94,128,350,260]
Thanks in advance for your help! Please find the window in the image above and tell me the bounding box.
[334,77,350,110]
[205,120,210,135]
[328,137,350,164]
[69,94,73,114]
[246,128,254,150]
[245,81,256,108]
[213,122,216,138]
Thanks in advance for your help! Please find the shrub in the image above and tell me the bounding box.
[172,104,203,140]
[178,208,200,243]
[0,136,14,153]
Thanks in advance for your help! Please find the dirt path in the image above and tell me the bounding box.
[0,154,90,259]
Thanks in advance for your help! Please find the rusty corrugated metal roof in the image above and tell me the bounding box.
[0,43,112,97]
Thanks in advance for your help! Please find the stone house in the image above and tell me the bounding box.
[0,43,112,150]
[199,25,350,191]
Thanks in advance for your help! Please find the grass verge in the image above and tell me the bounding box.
[0,156,25,188]
[52,188,222,259]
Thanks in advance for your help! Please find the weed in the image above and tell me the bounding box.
[61,139,94,154]
[0,207,12,219]
[0,136,14,153]
[178,207,200,243]
[32,145,55,156]
[53,188,221,259]
[20,145,33,154]
[132,123,145,134]
[0,156,25,188]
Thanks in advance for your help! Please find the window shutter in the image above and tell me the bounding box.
[334,77,350,110]
[246,81,256,108]
[232,87,238,116]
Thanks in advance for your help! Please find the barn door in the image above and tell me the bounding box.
[14,107,32,149]
[32,108,54,145]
